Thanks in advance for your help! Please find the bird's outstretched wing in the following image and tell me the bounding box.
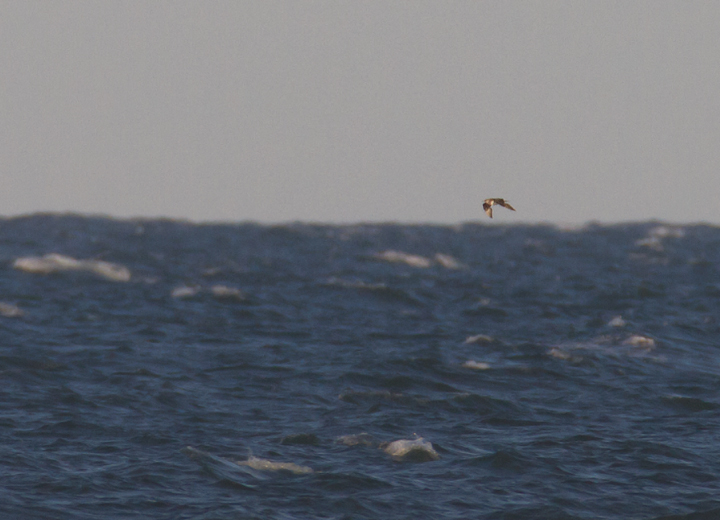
[499,201,516,212]
[482,202,493,218]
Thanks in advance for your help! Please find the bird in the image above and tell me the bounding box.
[482,198,516,218]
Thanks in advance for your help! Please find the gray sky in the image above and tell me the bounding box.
[2,1,719,224]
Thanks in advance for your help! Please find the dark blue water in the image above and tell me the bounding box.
[2,214,720,519]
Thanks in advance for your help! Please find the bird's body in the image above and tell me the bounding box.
[482,198,516,218]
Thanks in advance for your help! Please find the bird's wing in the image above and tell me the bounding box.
[483,203,493,218]
[501,202,516,211]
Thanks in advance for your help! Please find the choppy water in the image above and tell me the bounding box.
[2,214,720,519]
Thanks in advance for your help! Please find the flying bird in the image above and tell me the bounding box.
[483,198,516,218]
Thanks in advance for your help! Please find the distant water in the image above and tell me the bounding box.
[2,214,720,520]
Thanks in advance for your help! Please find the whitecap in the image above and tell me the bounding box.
[325,277,387,290]
[237,455,313,474]
[210,285,245,300]
[88,260,131,281]
[13,253,131,282]
[0,302,23,317]
[649,225,684,239]
[335,433,376,447]
[171,285,201,299]
[623,335,656,349]
[374,250,432,268]
[608,316,626,327]
[181,446,265,483]
[183,446,313,477]
[549,334,657,362]
[462,360,490,370]
[635,226,685,252]
[635,237,664,251]
[464,334,494,344]
[381,436,439,462]
[547,347,575,361]
[434,253,463,269]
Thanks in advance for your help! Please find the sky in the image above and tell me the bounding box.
[2,1,720,225]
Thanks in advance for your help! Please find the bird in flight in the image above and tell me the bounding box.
[483,198,516,218]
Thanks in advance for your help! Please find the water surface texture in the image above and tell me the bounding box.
[2,215,720,519]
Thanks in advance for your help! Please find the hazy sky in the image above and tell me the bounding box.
[2,1,720,224]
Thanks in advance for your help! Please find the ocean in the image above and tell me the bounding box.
[2,214,719,520]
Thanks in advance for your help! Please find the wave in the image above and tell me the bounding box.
[171,284,245,301]
[373,250,463,269]
[380,436,440,462]
[182,446,313,481]
[13,253,131,282]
